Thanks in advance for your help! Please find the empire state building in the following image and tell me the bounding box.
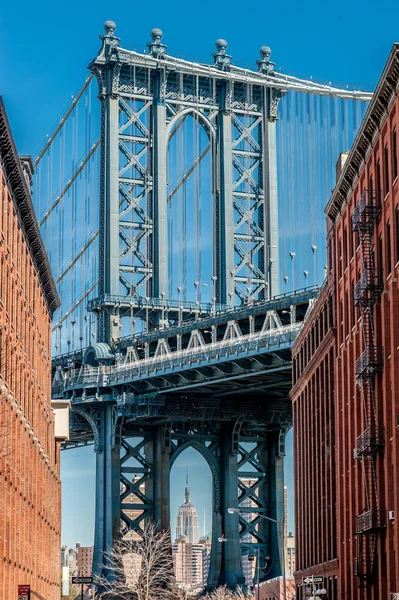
[175,474,200,544]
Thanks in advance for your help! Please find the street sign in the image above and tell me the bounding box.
[18,585,30,600]
[302,576,324,584]
[72,576,93,584]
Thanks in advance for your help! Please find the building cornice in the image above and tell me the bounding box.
[0,98,59,314]
[325,44,399,222]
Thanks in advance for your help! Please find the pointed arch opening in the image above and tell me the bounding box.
[170,445,214,591]
[166,111,215,303]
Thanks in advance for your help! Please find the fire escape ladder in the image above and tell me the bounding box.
[352,189,385,582]
[355,533,378,586]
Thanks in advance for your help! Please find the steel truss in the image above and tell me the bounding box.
[88,23,289,343]
[58,291,315,589]
[68,402,288,589]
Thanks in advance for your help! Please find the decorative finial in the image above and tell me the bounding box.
[147,28,167,59]
[97,20,120,60]
[104,20,117,36]
[213,38,232,71]
[257,45,276,76]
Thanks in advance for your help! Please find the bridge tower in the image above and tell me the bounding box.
[63,21,290,590]
[89,22,285,345]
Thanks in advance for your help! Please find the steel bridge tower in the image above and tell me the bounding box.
[83,21,287,588]
[46,21,371,591]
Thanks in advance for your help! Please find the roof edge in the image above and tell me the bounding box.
[0,97,60,314]
[325,43,399,221]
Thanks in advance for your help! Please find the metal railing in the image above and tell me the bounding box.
[58,323,300,391]
[357,425,385,455]
[354,269,383,306]
[356,510,385,534]
[355,346,384,380]
[117,287,319,349]
[87,293,227,314]
[352,190,382,231]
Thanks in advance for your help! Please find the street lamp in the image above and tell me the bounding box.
[308,588,327,600]
[217,537,263,600]
[228,507,286,600]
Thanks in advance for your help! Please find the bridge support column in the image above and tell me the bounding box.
[99,68,121,343]
[217,423,245,587]
[146,425,170,531]
[92,405,122,581]
[216,84,235,306]
[262,87,285,300]
[151,70,168,304]
[265,428,286,579]
[152,425,171,530]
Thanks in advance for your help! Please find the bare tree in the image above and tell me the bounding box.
[95,522,181,600]
[202,585,253,600]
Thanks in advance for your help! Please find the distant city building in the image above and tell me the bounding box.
[175,473,200,544]
[172,477,210,590]
[78,545,94,577]
[172,535,204,591]
[199,537,212,585]
[286,533,295,577]
[61,543,94,598]
[0,98,61,600]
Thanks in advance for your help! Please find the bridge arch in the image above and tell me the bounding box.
[166,107,216,142]
[170,439,221,512]
[166,109,215,303]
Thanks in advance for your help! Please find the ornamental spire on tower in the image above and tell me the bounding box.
[185,470,190,504]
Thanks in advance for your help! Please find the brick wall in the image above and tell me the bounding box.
[292,45,399,600]
[291,283,339,599]
[332,89,399,600]
[0,155,61,597]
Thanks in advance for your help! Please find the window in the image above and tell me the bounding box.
[328,239,333,273]
[343,228,347,270]
[387,220,392,274]
[384,144,390,196]
[339,238,342,278]
[396,206,399,263]
[349,219,354,258]
[377,160,381,196]
[339,300,343,343]
[393,128,398,180]
[379,235,383,276]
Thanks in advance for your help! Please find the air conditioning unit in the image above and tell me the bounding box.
[353,448,360,459]
[389,510,395,521]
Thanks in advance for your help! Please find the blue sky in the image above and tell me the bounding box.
[1,0,398,153]
[2,0,399,550]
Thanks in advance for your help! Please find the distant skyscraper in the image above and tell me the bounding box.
[175,473,200,544]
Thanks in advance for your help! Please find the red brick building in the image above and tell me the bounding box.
[291,282,338,599]
[0,99,61,599]
[291,44,399,599]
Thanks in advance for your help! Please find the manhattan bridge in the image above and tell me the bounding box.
[34,22,372,588]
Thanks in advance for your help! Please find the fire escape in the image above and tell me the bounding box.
[351,189,385,584]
